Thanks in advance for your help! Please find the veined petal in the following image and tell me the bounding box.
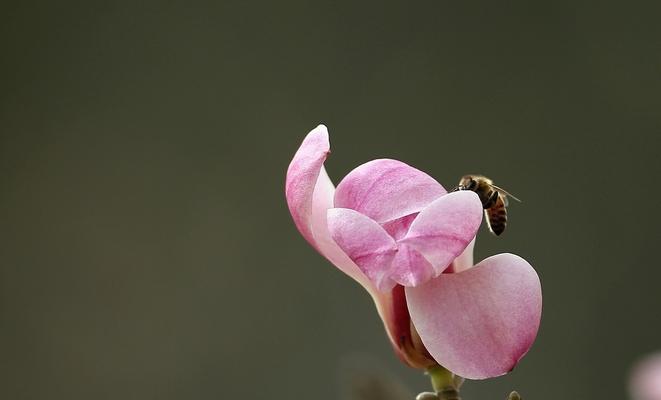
[286,125,372,289]
[286,125,331,250]
[334,159,446,224]
[405,254,542,379]
[327,208,397,291]
[401,191,483,276]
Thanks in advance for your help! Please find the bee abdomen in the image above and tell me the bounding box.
[486,207,507,236]
[485,193,508,236]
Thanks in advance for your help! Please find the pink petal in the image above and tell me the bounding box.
[285,125,373,289]
[401,191,483,276]
[285,125,331,250]
[327,208,398,291]
[334,159,446,224]
[630,353,661,400]
[389,244,435,287]
[405,254,542,379]
[382,213,418,241]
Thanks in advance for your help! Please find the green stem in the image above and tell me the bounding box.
[427,365,455,392]
[427,365,462,399]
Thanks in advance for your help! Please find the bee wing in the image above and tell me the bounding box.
[490,183,522,203]
[484,209,495,234]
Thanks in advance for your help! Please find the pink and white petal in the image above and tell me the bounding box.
[401,191,483,276]
[334,159,446,224]
[405,254,542,379]
[327,208,398,291]
[286,126,375,289]
[389,244,435,287]
[286,125,331,249]
[630,353,661,400]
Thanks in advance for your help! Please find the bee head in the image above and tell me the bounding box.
[459,175,478,190]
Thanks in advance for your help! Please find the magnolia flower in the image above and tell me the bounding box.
[631,353,661,400]
[286,125,542,379]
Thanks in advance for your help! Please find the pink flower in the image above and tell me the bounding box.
[631,353,661,400]
[285,125,542,379]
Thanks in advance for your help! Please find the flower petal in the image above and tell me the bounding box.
[382,213,418,241]
[327,208,398,291]
[285,124,331,250]
[334,159,446,224]
[286,125,372,288]
[401,191,483,276]
[405,254,542,379]
[389,244,435,287]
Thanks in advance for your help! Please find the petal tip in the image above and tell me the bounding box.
[285,125,335,251]
[453,189,483,208]
[308,123,329,142]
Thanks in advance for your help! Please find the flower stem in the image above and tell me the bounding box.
[426,365,461,400]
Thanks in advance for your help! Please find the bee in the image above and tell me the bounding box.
[454,175,521,236]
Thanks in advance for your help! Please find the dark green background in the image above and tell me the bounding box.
[2,1,660,399]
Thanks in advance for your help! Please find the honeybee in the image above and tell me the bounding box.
[454,175,520,236]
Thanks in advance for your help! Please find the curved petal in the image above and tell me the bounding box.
[285,124,331,250]
[401,191,483,276]
[286,125,372,288]
[334,159,446,224]
[630,353,661,400]
[405,254,542,379]
[327,208,398,291]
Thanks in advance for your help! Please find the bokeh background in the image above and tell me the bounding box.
[2,1,660,399]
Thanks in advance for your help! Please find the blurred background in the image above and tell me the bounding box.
[2,1,660,399]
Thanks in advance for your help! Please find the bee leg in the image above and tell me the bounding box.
[483,191,499,209]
